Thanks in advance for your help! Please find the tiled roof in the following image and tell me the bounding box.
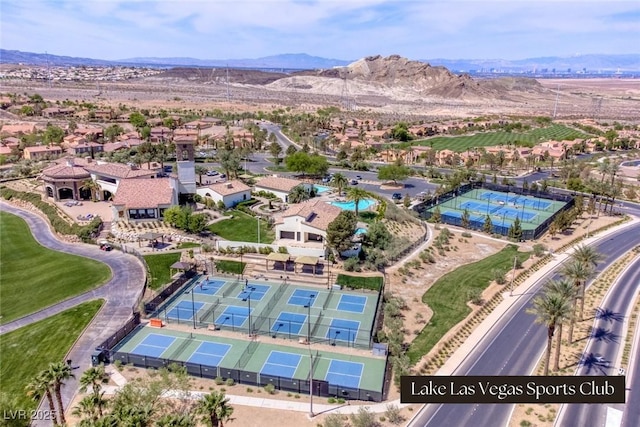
[205,180,251,196]
[1,123,36,134]
[255,176,304,193]
[112,178,174,208]
[279,199,342,231]
[85,162,156,179]
[24,145,63,153]
[42,162,91,179]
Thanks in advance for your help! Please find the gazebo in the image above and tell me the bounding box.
[170,261,192,277]
[265,252,291,271]
[294,256,320,274]
[138,231,165,248]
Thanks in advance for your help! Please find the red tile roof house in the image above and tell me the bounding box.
[274,198,342,249]
[84,159,158,201]
[254,176,312,203]
[0,123,37,136]
[196,180,251,208]
[111,177,177,222]
[67,141,104,156]
[23,145,63,160]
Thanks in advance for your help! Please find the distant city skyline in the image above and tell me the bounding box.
[1,0,638,61]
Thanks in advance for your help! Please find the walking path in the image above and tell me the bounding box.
[0,202,147,426]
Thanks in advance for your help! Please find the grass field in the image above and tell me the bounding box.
[410,124,589,152]
[0,300,104,411]
[144,252,181,290]
[215,260,245,275]
[0,212,111,325]
[407,245,530,364]
[208,210,274,243]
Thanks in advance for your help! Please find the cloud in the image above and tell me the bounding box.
[1,0,638,60]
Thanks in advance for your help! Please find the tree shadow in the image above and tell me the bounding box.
[579,353,611,375]
[595,307,625,323]
[589,327,619,343]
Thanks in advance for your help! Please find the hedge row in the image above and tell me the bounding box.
[0,187,102,242]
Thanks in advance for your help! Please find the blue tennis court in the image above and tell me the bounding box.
[215,305,251,327]
[167,301,204,321]
[194,279,225,296]
[271,312,307,335]
[326,319,360,342]
[460,200,500,214]
[187,342,231,367]
[237,284,270,301]
[260,351,302,378]
[520,198,551,210]
[494,206,537,221]
[479,191,519,204]
[337,295,367,313]
[131,334,176,358]
[287,289,319,306]
[325,360,363,389]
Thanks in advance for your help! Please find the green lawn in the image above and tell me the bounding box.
[143,252,181,290]
[336,274,383,291]
[208,210,275,243]
[0,299,104,411]
[410,124,589,152]
[407,245,530,364]
[0,212,111,325]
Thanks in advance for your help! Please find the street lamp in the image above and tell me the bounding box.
[257,215,261,244]
[185,290,196,329]
[304,294,316,343]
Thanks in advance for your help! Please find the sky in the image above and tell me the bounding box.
[1,0,639,61]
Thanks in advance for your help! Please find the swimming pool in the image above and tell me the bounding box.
[621,160,640,167]
[314,185,332,193]
[355,227,367,235]
[329,199,376,211]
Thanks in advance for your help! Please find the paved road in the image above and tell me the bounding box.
[0,202,146,425]
[410,222,640,427]
[557,256,640,427]
[622,279,640,427]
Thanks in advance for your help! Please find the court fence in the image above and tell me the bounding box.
[143,270,198,315]
[96,312,141,352]
[413,181,575,240]
[111,347,386,402]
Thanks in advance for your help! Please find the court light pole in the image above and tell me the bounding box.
[304,294,316,343]
[308,348,314,418]
[242,286,255,336]
[186,290,196,329]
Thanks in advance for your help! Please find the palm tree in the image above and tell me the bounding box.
[331,173,348,197]
[196,391,234,427]
[288,184,311,204]
[544,279,577,371]
[25,371,59,426]
[346,187,370,217]
[48,361,75,425]
[79,365,109,417]
[72,394,101,424]
[570,245,602,320]
[195,165,208,185]
[80,178,101,202]
[562,259,595,343]
[527,290,573,375]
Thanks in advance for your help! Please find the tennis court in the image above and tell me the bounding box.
[337,295,367,313]
[167,301,204,321]
[130,333,176,358]
[325,360,363,389]
[271,312,307,335]
[287,289,319,307]
[237,284,270,301]
[111,325,386,400]
[215,305,251,328]
[194,279,226,296]
[326,319,361,343]
[260,351,302,378]
[188,342,231,366]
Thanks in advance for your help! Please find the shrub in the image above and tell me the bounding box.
[461,231,472,238]
[350,407,378,427]
[385,404,405,425]
[113,360,123,371]
[225,378,235,386]
[327,397,337,404]
[493,269,506,285]
[214,376,223,385]
[343,257,360,272]
[324,414,347,427]
[264,383,275,394]
[533,243,547,257]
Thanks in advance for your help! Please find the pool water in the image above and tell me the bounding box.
[330,199,376,211]
[355,228,367,235]
[314,185,332,193]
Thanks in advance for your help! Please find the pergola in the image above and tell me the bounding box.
[138,231,165,247]
[265,252,291,271]
[294,256,320,274]
[170,261,192,277]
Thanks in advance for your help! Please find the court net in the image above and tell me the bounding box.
[198,299,220,323]
[236,339,259,369]
[322,286,334,310]
[222,279,241,298]
[169,333,193,360]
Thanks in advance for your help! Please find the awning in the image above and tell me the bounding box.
[139,231,164,240]
[295,256,319,265]
[266,253,291,262]
[170,261,192,270]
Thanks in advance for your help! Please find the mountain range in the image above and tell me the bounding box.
[1,49,639,73]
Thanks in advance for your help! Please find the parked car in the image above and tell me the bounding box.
[392,193,402,201]
[355,175,362,180]
[206,170,219,176]
[322,176,331,183]
[350,179,358,185]
[219,173,226,179]
[98,240,112,251]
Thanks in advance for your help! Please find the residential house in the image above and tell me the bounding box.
[197,180,251,208]
[42,107,75,118]
[0,123,37,136]
[150,127,172,143]
[254,176,312,202]
[111,177,176,222]
[93,109,114,121]
[184,120,212,130]
[274,198,342,246]
[67,141,104,156]
[23,145,63,160]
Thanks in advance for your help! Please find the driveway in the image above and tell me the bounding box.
[0,201,146,425]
